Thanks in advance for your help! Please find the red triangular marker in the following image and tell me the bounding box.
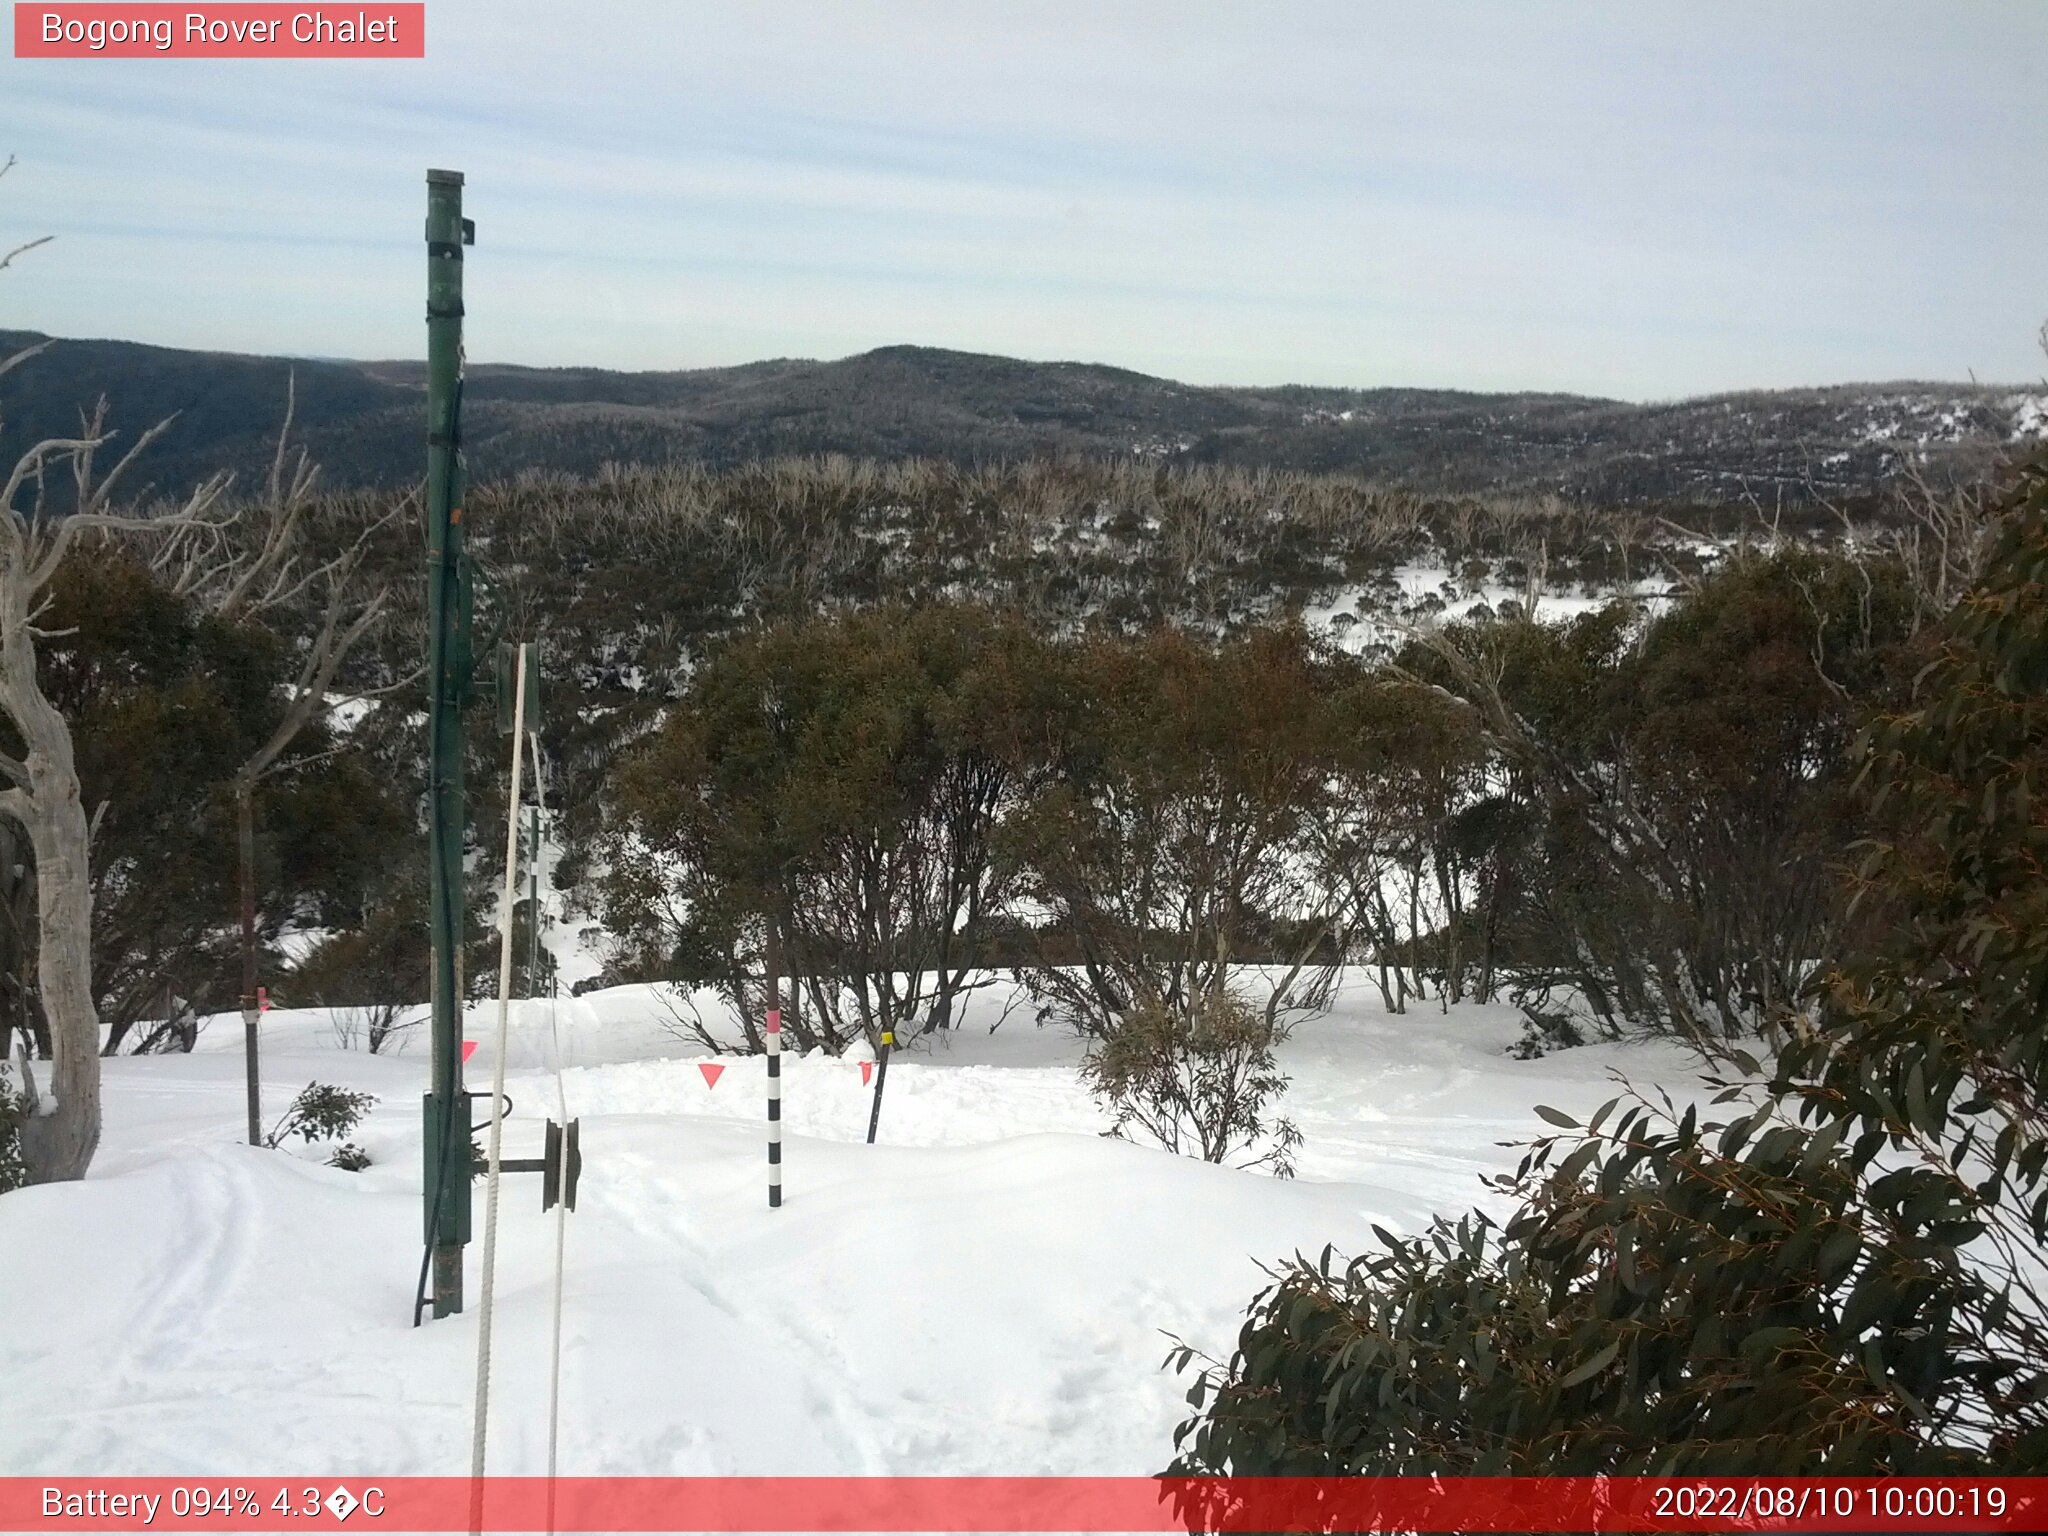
[462,1039,478,1064]
[860,1061,874,1086]
[699,1062,726,1088]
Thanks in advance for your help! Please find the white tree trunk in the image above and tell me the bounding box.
[0,579,102,1183]
[1,181,223,1184]
[11,766,97,1181]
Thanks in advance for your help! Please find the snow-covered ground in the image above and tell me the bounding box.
[1303,563,1676,654]
[0,977,1706,1478]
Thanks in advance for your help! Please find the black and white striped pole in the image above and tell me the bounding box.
[765,920,783,1209]
[865,1028,893,1145]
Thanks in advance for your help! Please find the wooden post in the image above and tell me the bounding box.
[866,1027,893,1145]
[236,781,261,1146]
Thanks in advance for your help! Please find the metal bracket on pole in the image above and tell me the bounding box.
[495,1117,582,1213]
[495,641,541,735]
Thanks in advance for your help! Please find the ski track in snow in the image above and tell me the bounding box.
[0,977,1709,1477]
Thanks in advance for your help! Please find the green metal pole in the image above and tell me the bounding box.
[423,167,474,1320]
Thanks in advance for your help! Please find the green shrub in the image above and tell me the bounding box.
[1084,991,1300,1176]
[0,1066,27,1194]
[264,1081,376,1151]
[1169,1080,2007,1474]
[326,1142,371,1172]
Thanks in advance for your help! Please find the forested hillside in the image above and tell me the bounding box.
[2,328,2039,507]
[0,443,1996,1056]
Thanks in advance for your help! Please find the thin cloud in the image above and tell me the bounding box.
[3,0,2042,396]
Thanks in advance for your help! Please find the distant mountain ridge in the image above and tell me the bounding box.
[2,330,2040,506]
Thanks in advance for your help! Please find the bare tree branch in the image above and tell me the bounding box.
[24,473,232,593]
[239,587,389,784]
[0,338,52,383]
[2,437,105,530]
[0,235,50,275]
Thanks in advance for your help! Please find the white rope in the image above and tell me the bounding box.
[469,642,530,1534]
[533,729,571,1533]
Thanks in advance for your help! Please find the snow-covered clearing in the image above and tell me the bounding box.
[0,977,1707,1478]
[1302,564,1675,653]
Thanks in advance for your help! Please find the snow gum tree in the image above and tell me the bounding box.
[0,366,227,1182]
[1308,666,1498,1014]
[605,602,1059,1053]
[0,161,298,1179]
[1005,623,1348,1040]
[13,545,407,1058]
[1388,548,1916,1053]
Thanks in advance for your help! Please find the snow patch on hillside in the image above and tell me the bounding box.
[2012,393,2048,441]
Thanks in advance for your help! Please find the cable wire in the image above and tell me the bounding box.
[533,730,572,1535]
[468,642,529,1536]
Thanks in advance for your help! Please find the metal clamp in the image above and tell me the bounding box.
[495,1117,582,1214]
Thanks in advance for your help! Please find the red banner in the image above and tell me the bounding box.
[13,4,424,58]
[2,1477,2045,1532]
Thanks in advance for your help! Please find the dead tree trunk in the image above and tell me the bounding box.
[1,348,226,1181]
[0,183,161,1179]
[0,652,100,1183]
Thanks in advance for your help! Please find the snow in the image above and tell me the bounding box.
[1303,564,1675,653]
[2013,392,2048,442]
[0,977,1707,1478]
[272,927,336,968]
[531,826,607,996]
[324,695,375,733]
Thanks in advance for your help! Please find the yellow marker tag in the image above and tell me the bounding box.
[880,1032,895,1047]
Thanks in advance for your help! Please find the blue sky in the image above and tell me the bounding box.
[3,0,2044,398]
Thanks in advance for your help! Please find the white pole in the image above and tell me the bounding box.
[533,730,571,1530]
[469,641,529,1532]
[767,1004,782,1208]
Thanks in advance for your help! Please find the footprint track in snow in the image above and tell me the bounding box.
[582,1142,890,1474]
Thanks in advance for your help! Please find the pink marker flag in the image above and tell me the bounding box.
[699,1062,727,1089]
[462,1039,478,1064]
[860,1061,874,1086]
